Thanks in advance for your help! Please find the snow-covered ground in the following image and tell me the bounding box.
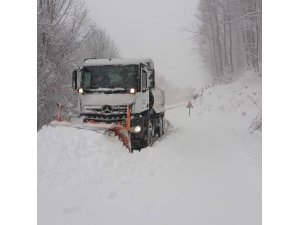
[38,71,261,225]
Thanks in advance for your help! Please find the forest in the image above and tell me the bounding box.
[195,0,261,82]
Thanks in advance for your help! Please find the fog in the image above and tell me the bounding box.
[83,0,209,88]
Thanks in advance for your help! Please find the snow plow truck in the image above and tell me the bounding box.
[51,58,165,152]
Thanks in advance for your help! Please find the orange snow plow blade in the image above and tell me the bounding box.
[108,124,132,151]
[50,121,132,152]
[51,105,132,152]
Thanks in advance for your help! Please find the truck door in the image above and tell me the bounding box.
[132,67,149,113]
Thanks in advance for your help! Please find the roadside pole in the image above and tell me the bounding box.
[186,101,193,117]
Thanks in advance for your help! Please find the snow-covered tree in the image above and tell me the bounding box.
[195,0,261,82]
[82,24,119,59]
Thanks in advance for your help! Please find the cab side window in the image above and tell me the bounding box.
[142,70,147,91]
[82,71,91,89]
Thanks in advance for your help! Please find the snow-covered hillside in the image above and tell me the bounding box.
[194,70,262,132]
[38,71,261,225]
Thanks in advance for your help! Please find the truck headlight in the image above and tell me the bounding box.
[134,126,141,133]
[79,88,84,94]
[129,88,136,94]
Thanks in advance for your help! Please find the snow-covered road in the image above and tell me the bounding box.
[38,72,261,225]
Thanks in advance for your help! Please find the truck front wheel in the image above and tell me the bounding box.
[144,120,154,147]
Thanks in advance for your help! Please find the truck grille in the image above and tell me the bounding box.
[82,105,128,124]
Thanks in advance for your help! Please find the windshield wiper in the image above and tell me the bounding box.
[90,86,100,89]
[88,86,125,91]
[108,85,121,89]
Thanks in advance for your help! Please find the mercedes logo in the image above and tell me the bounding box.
[102,105,112,113]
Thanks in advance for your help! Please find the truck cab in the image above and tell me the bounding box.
[72,58,165,149]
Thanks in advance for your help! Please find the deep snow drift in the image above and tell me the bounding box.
[38,71,261,225]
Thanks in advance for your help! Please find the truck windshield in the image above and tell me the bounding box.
[81,65,138,90]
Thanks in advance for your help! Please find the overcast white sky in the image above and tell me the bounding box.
[83,0,209,87]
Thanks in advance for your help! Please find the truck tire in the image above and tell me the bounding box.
[158,115,164,137]
[144,119,154,147]
[162,115,165,135]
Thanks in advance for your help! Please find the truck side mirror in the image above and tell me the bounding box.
[72,70,77,90]
[149,69,155,88]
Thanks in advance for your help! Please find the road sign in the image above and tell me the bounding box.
[186,101,193,108]
[186,101,193,116]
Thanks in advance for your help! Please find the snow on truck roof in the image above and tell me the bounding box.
[83,58,154,68]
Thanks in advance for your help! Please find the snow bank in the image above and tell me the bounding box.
[194,70,262,132]
[38,125,179,225]
[38,126,176,188]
